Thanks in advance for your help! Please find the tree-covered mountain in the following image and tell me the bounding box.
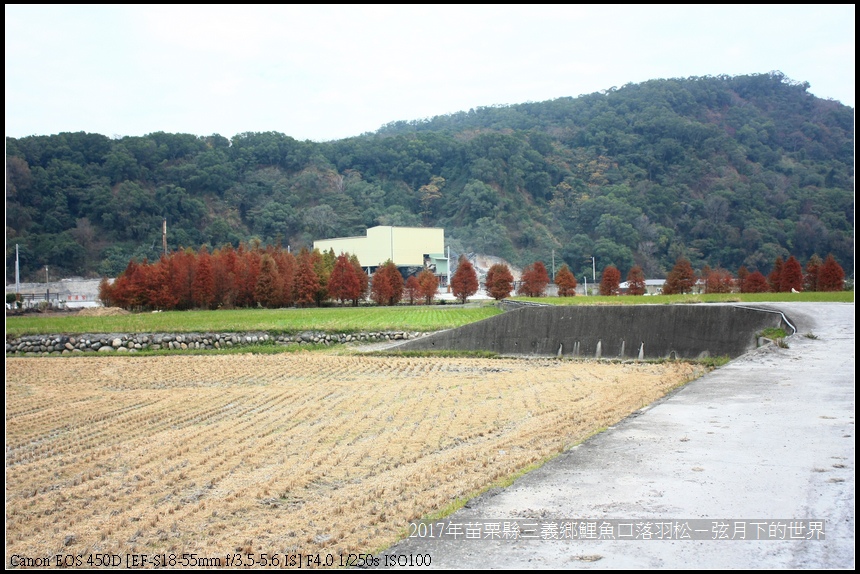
[5,72,854,283]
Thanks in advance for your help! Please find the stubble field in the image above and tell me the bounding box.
[6,353,702,566]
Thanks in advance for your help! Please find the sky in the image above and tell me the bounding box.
[5,4,855,143]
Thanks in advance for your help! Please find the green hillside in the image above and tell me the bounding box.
[5,72,854,283]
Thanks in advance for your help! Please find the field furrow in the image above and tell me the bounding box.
[6,354,702,563]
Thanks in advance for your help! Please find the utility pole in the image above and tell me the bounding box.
[15,244,20,294]
[551,249,555,280]
[584,256,596,294]
[162,218,167,255]
[447,245,451,290]
[45,266,49,301]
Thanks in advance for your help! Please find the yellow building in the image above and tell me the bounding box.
[314,226,448,278]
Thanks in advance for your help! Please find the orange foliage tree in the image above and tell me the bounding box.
[662,257,697,295]
[781,255,803,292]
[517,261,550,297]
[599,265,621,296]
[741,270,770,293]
[371,260,404,306]
[404,275,420,305]
[803,255,822,292]
[819,254,845,291]
[703,267,734,294]
[485,263,514,300]
[555,264,578,297]
[451,256,479,304]
[736,265,750,293]
[350,255,369,306]
[294,248,321,307]
[417,269,439,304]
[625,265,646,296]
[328,253,362,305]
[192,248,216,309]
[768,256,785,292]
[254,254,283,308]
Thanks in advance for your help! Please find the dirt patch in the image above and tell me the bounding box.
[76,306,131,317]
[6,354,703,562]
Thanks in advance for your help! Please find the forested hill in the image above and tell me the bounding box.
[5,72,854,283]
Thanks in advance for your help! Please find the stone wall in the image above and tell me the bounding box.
[5,331,423,356]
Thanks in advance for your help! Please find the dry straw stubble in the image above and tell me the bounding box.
[6,354,700,562]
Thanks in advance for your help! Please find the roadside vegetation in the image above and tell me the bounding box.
[514,291,854,306]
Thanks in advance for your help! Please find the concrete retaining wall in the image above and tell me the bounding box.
[396,304,789,359]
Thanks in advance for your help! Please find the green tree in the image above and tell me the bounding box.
[418,175,445,225]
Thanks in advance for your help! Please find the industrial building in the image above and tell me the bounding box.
[313,226,448,282]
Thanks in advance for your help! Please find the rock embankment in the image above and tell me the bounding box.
[5,331,424,356]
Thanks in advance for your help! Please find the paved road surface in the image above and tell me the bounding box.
[380,303,854,569]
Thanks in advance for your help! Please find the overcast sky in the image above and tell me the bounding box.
[5,4,855,142]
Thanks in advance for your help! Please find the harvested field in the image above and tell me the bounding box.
[5,353,703,565]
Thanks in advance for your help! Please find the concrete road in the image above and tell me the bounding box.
[380,303,854,569]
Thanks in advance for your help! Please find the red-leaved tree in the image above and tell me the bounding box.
[517,261,550,297]
[625,265,646,296]
[254,254,283,308]
[804,255,822,292]
[328,253,361,305]
[350,254,369,306]
[741,270,770,293]
[781,256,803,292]
[662,257,697,295]
[736,266,750,293]
[599,265,621,296]
[371,260,404,306]
[192,248,216,309]
[485,263,514,300]
[819,254,845,291]
[768,256,785,292]
[404,275,420,305]
[555,264,578,297]
[451,256,479,304]
[417,269,439,304]
[704,267,735,294]
[294,248,321,307]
